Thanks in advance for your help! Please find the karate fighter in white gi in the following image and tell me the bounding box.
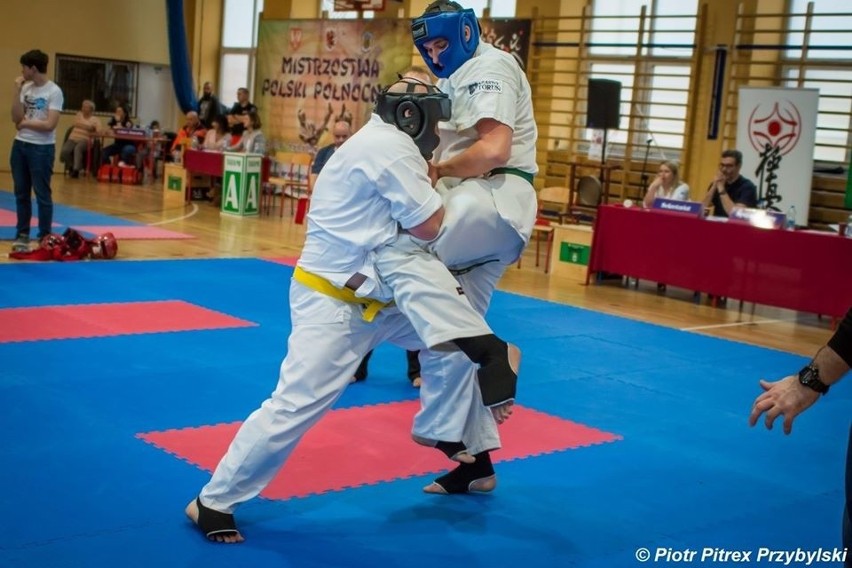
[376,0,538,495]
[186,77,521,543]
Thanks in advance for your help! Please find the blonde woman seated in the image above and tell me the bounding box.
[202,115,230,152]
[61,100,102,177]
[225,111,266,155]
[642,160,690,208]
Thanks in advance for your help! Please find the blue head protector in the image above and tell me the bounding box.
[375,78,452,160]
[411,1,479,79]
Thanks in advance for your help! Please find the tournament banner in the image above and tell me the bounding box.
[736,87,819,226]
[256,18,533,155]
[255,19,412,154]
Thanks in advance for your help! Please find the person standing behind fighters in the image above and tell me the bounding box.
[10,49,63,253]
[311,120,352,176]
[374,0,538,494]
[701,149,757,217]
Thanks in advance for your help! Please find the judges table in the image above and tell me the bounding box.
[587,204,852,318]
[183,149,272,181]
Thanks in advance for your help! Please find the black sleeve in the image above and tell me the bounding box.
[828,308,852,368]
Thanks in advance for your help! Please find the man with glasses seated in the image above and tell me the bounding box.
[701,149,758,217]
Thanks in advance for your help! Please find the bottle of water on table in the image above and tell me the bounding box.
[785,205,796,230]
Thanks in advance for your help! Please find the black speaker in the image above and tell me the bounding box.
[587,79,621,130]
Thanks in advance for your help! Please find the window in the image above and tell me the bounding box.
[787,0,852,60]
[782,0,852,163]
[784,69,852,163]
[219,0,264,107]
[585,1,697,158]
[55,54,138,116]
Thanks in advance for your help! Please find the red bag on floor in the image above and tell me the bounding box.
[97,165,123,183]
[119,166,139,185]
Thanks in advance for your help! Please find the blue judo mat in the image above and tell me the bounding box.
[0,258,848,568]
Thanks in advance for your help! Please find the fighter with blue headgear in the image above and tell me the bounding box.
[392,0,540,496]
[411,0,480,78]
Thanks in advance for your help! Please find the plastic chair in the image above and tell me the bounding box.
[263,152,313,221]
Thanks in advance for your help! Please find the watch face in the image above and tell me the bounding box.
[798,365,828,394]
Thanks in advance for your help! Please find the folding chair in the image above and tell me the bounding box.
[263,152,313,222]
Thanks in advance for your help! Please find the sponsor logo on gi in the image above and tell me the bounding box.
[468,80,502,95]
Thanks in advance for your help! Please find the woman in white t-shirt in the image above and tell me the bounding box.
[643,160,690,208]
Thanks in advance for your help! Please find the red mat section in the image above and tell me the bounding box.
[264,256,299,267]
[74,226,195,240]
[0,300,256,343]
[138,401,620,500]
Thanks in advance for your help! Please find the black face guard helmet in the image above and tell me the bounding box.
[375,78,452,160]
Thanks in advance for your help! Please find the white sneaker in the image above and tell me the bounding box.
[11,236,29,253]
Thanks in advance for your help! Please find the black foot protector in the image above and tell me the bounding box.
[431,452,495,494]
[453,335,519,407]
[435,440,468,460]
[193,497,240,541]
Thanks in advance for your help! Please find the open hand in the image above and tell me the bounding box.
[748,375,820,435]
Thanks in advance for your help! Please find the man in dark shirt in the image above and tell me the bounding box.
[197,82,221,129]
[749,307,851,566]
[227,87,257,137]
[701,149,758,217]
[311,120,352,176]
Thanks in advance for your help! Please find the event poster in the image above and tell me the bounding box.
[255,19,412,154]
[736,87,819,226]
[255,18,532,154]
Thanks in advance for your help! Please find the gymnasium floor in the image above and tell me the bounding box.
[0,186,849,567]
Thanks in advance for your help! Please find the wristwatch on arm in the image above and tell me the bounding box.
[797,363,830,395]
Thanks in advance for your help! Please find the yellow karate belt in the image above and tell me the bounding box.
[293,266,389,322]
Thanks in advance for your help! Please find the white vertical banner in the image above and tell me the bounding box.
[736,87,819,226]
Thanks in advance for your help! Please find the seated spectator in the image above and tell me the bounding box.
[101,105,136,166]
[311,120,352,176]
[642,160,690,208]
[171,111,207,154]
[60,99,101,178]
[701,149,758,217]
[225,111,265,154]
[204,116,230,207]
[202,115,229,152]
